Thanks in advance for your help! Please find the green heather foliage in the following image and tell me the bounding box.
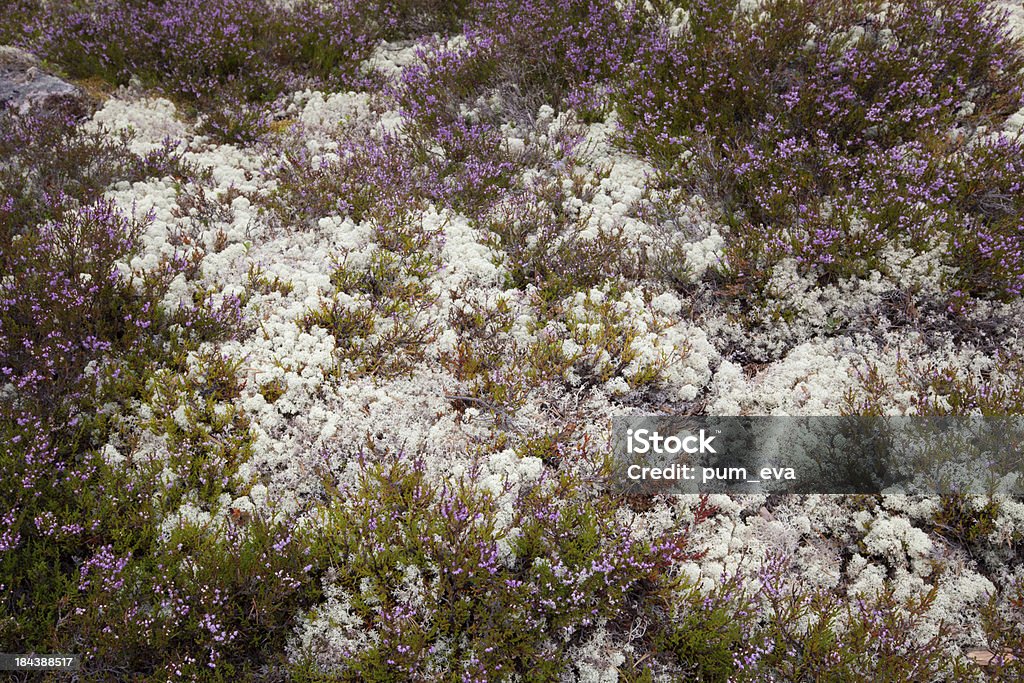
[979,575,1024,681]
[614,0,1024,300]
[299,214,442,379]
[0,109,312,676]
[3,0,477,116]
[646,556,975,681]
[846,352,1024,416]
[440,286,677,414]
[297,450,695,680]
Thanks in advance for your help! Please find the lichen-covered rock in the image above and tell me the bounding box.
[0,45,90,117]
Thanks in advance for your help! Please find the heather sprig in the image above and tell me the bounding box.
[298,212,444,379]
[0,108,202,246]
[613,0,1024,301]
[646,553,975,681]
[298,449,697,679]
[978,574,1024,680]
[846,351,1024,416]
[7,0,480,142]
[395,0,652,134]
[0,106,306,672]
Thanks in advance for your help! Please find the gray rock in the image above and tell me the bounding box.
[0,46,91,117]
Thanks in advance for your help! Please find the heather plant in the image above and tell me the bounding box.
[247,262,295,297]
[147,353,253,507]
[0,0,37,44]
[978,575,1024,680]
[537,288,677,393]
[294,449,696,680]
[629,189,710,290]
[0,413,163,649]
[655,580,751,681]
[53,331,320,677]
[0,198,191,651]
[939,136,1024,298]
[613,0,1024,300]
[751,579,969,681]
[267,116,519,232]
[198,92,276,145]
[410,116,520,219]
[20,0,367,102]
[0,108,202,247]
[846,352,1024,416]
[0,200,144,408]
[393,36,502,133]
[932,492,1004,553]
[299,214,443,379]
[266,130,426,230]
[397,0,650,130]
[482,168,641,301]
[1,226,315,677]
[441,292,533,410]
[8,0,479,143]
[443,285,679,415]
[268,98,631,302]
[386,0,656,241]
[0,105,235,421]
[70,509,322,679]
[34,450,326,680]
[643,554,976,681]
[170,184,237,247]
[379,0,476,35]
[0,105,316,674]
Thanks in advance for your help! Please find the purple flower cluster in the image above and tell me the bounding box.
[1,199,139,407]
[0,106,282,670]
[78,544,131,593]
[315,450,696,678]
[26,0,369,95]
[615,0,1024,299]
[6,0,478,140]
[397,0,645,123]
